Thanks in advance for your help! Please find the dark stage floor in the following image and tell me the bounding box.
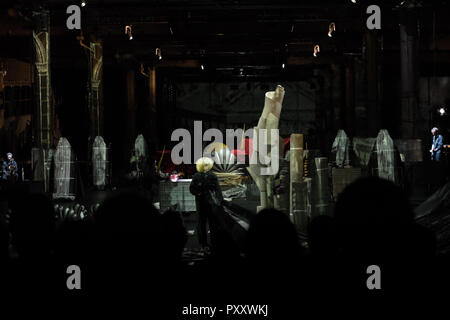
[52,186,252,263]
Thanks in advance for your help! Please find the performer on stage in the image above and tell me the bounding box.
[189,157,223,251]
[430,127,444,161]
[2,152,18,181]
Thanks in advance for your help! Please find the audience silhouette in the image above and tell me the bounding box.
[7,192,57,292]
[246,208,303,268]
[0,216,8,276]
[334,177,436,291]
[0,175,440,301]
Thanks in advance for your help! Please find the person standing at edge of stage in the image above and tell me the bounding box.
[189,157,223,253]
[430,127,444,162]
[2,152,18,182]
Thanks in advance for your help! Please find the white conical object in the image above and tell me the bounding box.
[212,147,239,173]
[64,207,70,219]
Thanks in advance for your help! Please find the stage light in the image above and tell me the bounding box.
[328,22,336,37]
[156,48,162,60]
[81,0,86,7]
[282,63,285,69]
[313,45,320,57]
[439,107,447,116]
[125,25,133,40]
[351,0,357,3]
[201,64,205,70]
[0,60,7,80]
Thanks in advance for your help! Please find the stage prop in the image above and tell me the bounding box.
[288,134,312,233]
[222,184,247,199]
[247,85,284,212]
[373,129,396,182]
[159,179,196,212]
[312,157,330,217]
[273,157,289,214]
[53,137,76,200]
[32,147,54,193]
[352,137,376,167]
[289,134,303,222]
[92,136,110,190]
[331,130,350,167]
[211,147,244,189]
[291,177,312,234]
[131,134,151,180]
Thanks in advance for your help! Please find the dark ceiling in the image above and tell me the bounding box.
[2,0,450,74]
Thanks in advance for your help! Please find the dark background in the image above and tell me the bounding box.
[1,0,450,174]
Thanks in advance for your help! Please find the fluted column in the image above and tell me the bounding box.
[33,9,52,149]
[88,42,103,138]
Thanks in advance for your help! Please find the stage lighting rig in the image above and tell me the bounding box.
[328,22,336,37]
[313,45,320,57]
[125,25,133,40]
[156,48,162,60]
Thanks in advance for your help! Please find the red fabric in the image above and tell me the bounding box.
[156,150,195,176]
[283,137,290,157]
[231,137,291,159]
[231,138,253,159]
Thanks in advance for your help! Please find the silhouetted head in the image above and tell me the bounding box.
[9,193,55,260]
[246,208,302,267]
[91,192,167,289]
[93,192,163,261]
[334,177,416,260]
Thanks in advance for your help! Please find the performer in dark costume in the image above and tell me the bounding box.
[189,157,223,251]
[2,152,18,182]
[430,127,444,162]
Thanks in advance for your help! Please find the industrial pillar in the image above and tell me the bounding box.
[399,9,419,138]
[32,9,53,191]
[344,62,356,136]
[88,42,103,138]
[141,66,158,147]
[127,69,137,150]
[366,31,380,137]
[330,64,343,132]
[33,9,52,150]
[290,134,310,233]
